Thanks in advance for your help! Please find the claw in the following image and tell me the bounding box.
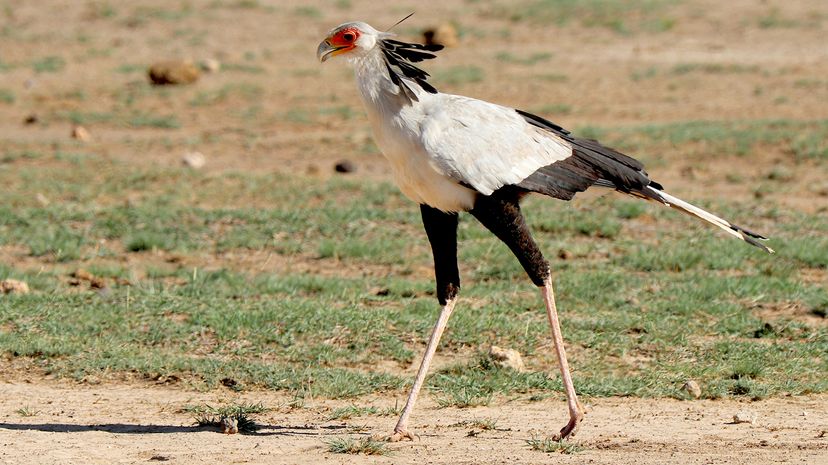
[553,410,584,441]
[388,430,417,442]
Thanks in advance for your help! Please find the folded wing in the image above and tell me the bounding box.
[419,95,574,196]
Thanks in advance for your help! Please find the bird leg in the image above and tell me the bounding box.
[470,188,583,440]
[389,206,460,441]
[541,275,583,439]
[390,297,457,442]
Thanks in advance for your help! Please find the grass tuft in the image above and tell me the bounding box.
[328,405,378,420]
[183,402,267,433]
[326,436,390,455]
[15,406,40,417]
[526,434,583,454]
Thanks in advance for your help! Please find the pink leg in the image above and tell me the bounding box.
[390,298,457,442]
[541,275,583,440]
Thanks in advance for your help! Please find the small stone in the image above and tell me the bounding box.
[200,58,221,73]
[35,193,50,206]
[0,279,30,295]
[733,410,757,424]
[71,125,92,141]
[181,151,206,169]
[557,249,573,260]
[23,114,38,125]
[813,182,828,197]
[220,417,238,434]
[334,160,355,173]
[369,287,390,296]
[423,23,459,47]
[682,380,702,399]
[148,61,200,85]
[71,269,94,281]
[70,269,107,289]
[489,345,525,372]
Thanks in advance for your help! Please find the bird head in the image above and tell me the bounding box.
[317,22,383,63]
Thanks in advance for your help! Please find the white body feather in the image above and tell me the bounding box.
[351,51,572,212]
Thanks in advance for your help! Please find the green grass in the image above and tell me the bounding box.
[189,83,263,106]
[455,417,499,430]
[671,63,761,75]
[575,119,828,160]
[526,435,583,453]
[293,6,322,19]
[327,404,399,420]
[493,0,678,34]
[0,124,826,404]
[528,104,572,116]
[31,56,65,73]
[328,405,379,420]
[326,436,390,455]
[55,110,180,129]
[15,406,40,417]
[184,402,267,433]
[434,66,485,86]
[495,51,553,65]
[0,88,14,104]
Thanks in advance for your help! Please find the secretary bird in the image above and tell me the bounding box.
[317,21,773,442]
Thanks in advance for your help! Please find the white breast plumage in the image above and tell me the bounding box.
[353,54,478,212]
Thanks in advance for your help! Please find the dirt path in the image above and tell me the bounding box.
[1,382,826,465]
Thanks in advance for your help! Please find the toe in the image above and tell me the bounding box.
[388,430,416,442]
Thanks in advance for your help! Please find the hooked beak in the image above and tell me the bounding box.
[317,39,339,63]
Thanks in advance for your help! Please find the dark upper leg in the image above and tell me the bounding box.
[469,187,550,286]
[420,204,460,305]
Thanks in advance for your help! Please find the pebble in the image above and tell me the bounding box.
[0,279,30,295]
[682,380,702,399]
[200,58,221,73]
[489,345,525,372]
[71,125,92,141]
[148,61,200,85]
[182,151,206,169]
[424,23,459,47]
[732,410,757,424]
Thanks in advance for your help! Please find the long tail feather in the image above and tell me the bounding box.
[637,186,774,254]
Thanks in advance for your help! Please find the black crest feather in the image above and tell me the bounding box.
[380,39,443,100]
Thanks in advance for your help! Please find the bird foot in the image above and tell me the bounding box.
[553,411,584,441]
[387,429,417,442]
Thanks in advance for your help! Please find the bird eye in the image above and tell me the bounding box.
[342,32,355,42]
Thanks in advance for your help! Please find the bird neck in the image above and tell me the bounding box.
[351,50,416,115]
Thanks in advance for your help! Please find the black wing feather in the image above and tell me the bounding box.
[515,109,663,200]
[380,39,443,96]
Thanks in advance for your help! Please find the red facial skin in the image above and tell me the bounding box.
[329,27,360,51]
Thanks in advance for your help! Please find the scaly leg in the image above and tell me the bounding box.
[390,297,457,442]
[541,275,583,439]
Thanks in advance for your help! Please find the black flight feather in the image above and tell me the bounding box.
[380,38,443,96]
[515,109,664,200]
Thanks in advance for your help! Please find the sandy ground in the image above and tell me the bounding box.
[0,381,826,465]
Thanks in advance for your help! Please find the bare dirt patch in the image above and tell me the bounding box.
[0,381,826,465]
